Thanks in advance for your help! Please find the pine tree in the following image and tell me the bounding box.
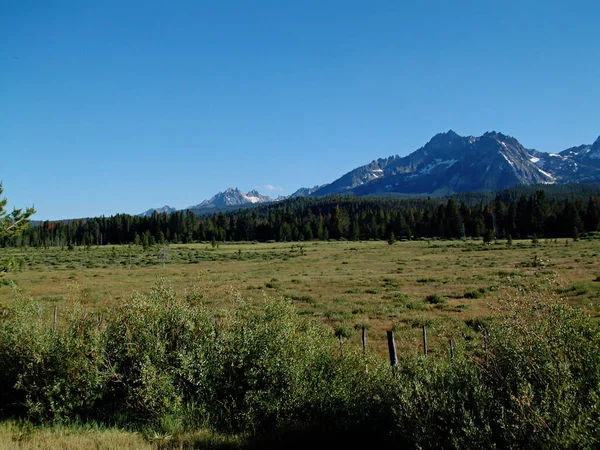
[0,182,35,238]
[388,231,396,245]
[482,228,495,245]
[1,182,35,279]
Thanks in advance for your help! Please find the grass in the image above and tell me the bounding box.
[0,421,150,449]
[1,238,599,354]
[0,421,244,449]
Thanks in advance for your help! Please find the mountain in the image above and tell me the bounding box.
[187,188,273,212]
[138,132,600,217]
[310,130,600,197]
[139,205,177,217]
[529,135,600,183]
[289,185,329,198]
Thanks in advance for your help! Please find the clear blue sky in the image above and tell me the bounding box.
[2,1,599,220]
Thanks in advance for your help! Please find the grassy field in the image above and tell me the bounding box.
[2,238,599,355]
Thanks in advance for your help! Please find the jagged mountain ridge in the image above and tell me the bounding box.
[289,185,329,198]
[188,188,274,211]
[312,130,600,197]
[139,131,600,216]
[139,189,274,216]
[139,205,177,217]
[529,135,600,183]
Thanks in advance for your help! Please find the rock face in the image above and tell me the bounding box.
[289,185,329,198]
[310,130,600,197]
[529,135,600,184]
[187,188,273,211]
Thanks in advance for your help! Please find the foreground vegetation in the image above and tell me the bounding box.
[0,276,598,448]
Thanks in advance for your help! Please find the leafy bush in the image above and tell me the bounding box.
[0,278,598,448]
[0,300,108,422]
[464,289,483,299]
[425,294,447,306]
[482,290,600,448]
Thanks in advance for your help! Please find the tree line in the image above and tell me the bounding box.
[2,185,600,248]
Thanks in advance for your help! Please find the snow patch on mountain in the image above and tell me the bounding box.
[500,152,515,167]
[188,188,274,211]
[419,159,458,174]
[536,167,555,180]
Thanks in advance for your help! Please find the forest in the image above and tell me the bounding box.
[3,184,600,248]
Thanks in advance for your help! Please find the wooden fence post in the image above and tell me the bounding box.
[387,330,397,366]
[53,306,58,331]
[483,328,488,360]
[213,318,219,341]
[422,325,428,356]
[361,326,367,354]
[449,338,454,360]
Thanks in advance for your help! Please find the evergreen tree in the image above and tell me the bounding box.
[1,182,35,278]
[0,182,35,238]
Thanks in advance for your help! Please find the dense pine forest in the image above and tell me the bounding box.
[3,184,600,248]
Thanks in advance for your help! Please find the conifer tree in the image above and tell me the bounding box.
[0,182,35,238]
[1,182,35,278]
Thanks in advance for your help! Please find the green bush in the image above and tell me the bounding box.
[425,294,447,306]
[0,300,107,422]
[464,289,483,299]
[0,278,598,448]
[483,293,600,448]
[103,278,214,423]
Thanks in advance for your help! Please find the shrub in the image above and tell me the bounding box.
[425,294,446,305]
[0,277,598,448]
[0,300,108,422]
[103,278,214,424]
[482,292,600,448]
[464,289,483,299]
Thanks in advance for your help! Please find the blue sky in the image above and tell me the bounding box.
[2,1,599,219]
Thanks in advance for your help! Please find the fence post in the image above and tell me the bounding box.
[362,326,367,354]
[387,330,397,366]
[213,318,220,341]
[483,328,488,360]
[422,325,428,356]
[449,338,454,360]
[53,306,58,331]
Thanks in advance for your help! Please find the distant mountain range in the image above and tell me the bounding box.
[187,188,277,213]
[309,130,600,197]
[139,205,177,217]
[140,130,600,215]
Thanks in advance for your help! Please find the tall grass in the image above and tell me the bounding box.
[0,278,598,448]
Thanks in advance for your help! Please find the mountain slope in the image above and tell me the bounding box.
[139,205,177,217]
[529,135,600,183]
[289,185,329,198]
[313,130,569,197]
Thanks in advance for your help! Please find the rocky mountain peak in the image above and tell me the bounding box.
[425,129,461,149]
